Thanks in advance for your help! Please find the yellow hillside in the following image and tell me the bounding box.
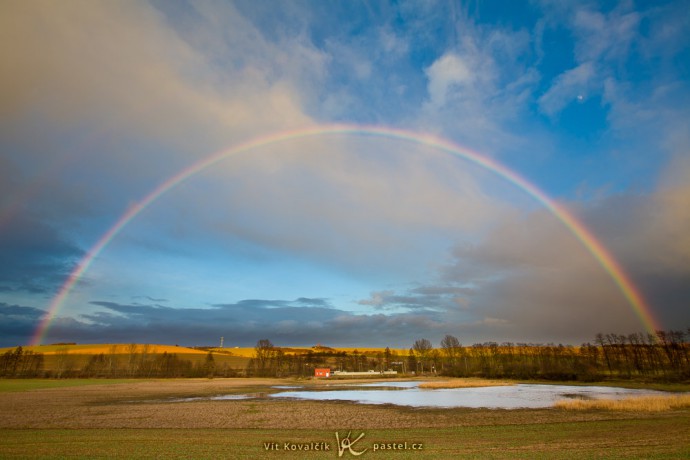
[1,344,410,358]
[337,347,409,355]
[1,344,211,355]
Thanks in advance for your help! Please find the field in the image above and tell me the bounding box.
[1,343,252,373]
[1,378,689,458]
[1,344,410,357]
[0,343,414,377]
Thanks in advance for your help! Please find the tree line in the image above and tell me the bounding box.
[0,345,235,379]
[2,329,689,380]
[414,329,690,381]
[246,330,690,382]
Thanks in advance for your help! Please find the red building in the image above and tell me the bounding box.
[314,368,331,378]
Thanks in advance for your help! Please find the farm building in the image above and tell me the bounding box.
[314,368,331,378]
[332,370,397,376]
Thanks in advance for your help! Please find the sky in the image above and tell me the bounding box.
[1,0,689,348]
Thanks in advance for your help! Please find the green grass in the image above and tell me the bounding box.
[0,379,142,393]
[2,416,690,459]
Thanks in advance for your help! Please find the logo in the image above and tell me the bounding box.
[335,431,367,457]
[262,431,422,456]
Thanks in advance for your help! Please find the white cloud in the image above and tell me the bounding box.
[0,1,316,151]
[411,15,544,157]
[572,7,640,64]
[538,62,595,116]
[536,2,641,118]
[425,53,474,109]
[150,135,518,282]
[358,291,395,308]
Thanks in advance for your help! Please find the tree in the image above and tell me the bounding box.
[254,339,276,376]
[204,351,216,378]
[384,347,392,370]
[440,334,461,369]
[595,333,611,373]
[413,338,432,373]
[407,348,417,375]
[126,343,139,376]
[54,347,75,379]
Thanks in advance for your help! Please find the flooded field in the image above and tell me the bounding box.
[271,381,668,408]
[2,378,689,459]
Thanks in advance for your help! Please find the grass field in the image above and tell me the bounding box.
[1,378,689,458]
[2,419,690,459]
[0,379,144,393]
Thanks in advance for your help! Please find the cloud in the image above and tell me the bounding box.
[132,296,168,303]
[0,303,46,347]
[538,62,595,116]
[20,298,447,348]
[335,153,690,345]
[0,0,315,154]
[571,6,640,64]
[358,291,395,308]
[414,13,542,156]
[433,161,690,342]
[135,134,518,282]
[358,286,473,312]
[0,214,83,294]
[425,53,474,109]
[1,1,687,349]
[536,2,644,118]
[7,168,689,348]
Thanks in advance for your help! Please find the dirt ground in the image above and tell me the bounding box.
[0,378,682,430]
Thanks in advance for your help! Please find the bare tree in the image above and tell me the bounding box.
[54,348,75,379]
[407,348,416,375]
[413,338,432,373]
[126,343,139,376]
[440,334,461,369]
[254,339,276,376]
[204,351,216,378]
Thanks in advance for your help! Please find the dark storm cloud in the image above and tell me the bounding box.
[577,182,690,330]
[0,303,45,346]
[421,182,690,343]
[636,272,690,328]
[222,298,333,310]
[89,298,336,326]
[25,298,449,348]
[0,215,83,294]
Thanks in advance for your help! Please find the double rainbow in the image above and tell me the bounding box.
[30,124,660,345]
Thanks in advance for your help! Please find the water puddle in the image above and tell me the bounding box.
[144,381,668,409]
[268,382,667,409]
[171,394,254,403]
[127,393,258,404]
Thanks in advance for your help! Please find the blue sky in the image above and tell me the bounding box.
[1,0,689,348]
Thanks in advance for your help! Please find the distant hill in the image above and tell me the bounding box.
[1,343,410,357]
[2,344,218,355]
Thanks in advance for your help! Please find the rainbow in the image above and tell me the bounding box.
[30,124,661,345]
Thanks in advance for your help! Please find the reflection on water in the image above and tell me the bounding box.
[269,383,666,409]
